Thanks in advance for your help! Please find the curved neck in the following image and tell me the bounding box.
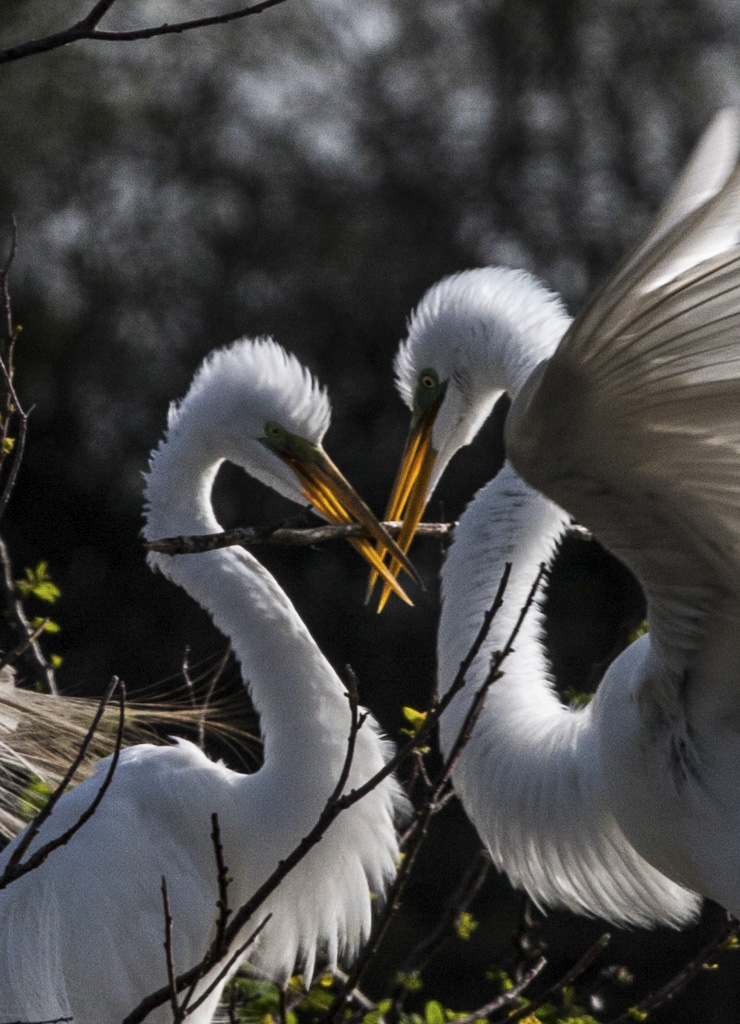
[438,462,570,727]
[143,423,351,778]
[436,464,698,926]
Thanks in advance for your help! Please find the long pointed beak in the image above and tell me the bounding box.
[275,443,420,606]
[367,398,441,612]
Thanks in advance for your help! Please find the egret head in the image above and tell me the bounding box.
[148,337,417,601]
[371,268,569,609]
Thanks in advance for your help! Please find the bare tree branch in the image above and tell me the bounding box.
[0,214,17,342]
[0,0,292,66]
[146,521,593,556]
[0,214,32,525]
[161,876,182,1022]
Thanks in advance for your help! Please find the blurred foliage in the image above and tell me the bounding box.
[1,0,740,1020]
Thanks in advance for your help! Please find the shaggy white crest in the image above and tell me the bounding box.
[394,267,569,409]
[0,339,406,1024]
[167,336,331,444]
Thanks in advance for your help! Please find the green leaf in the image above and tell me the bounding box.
[456,911,478,940]
[362,998,392,1024]
[561,687,593,708]
[485,969,513,993]
[16,562,61,604]
[395,971,423,992]
[30,616,60,634]
[20,778,53,821]
[401,705,427,735]
[424,1001,445,1024]
[2,437,14,455]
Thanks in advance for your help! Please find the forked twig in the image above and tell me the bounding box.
[0,0,291,65]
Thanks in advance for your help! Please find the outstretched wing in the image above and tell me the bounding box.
[507,109,740,684]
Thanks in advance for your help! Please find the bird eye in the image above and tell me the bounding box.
[264,421,283,439]
[419,369,438,391]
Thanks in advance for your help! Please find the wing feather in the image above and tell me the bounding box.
[507,111,740,682]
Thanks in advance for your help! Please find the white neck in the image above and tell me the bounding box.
[143,422,352,782]
[437,464,698,926]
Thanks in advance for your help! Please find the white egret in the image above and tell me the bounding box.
[376,109,740,927]
[0,337,409,1023]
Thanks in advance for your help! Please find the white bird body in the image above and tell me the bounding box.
[385,109,740,928]
[0,339,405,1023]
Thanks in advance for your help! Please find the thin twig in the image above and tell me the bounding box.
[0,402,30,525]
[0,0,291,65]
[496,934,611,1024]
[0,215,32,526]
[0,615,49,671]
[606,914,740,1024]
[452,956,548,1024]
[0,678,125,888]
[161,876,182,1021]
[211,812,233,956]
[0,214,17,341]
[181,914,273,1016]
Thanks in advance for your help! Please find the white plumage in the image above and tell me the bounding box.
[383,109,740,928]
[0,337,406,1023]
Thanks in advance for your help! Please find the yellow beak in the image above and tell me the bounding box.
[275,444,420,606]
[366,399,440,612]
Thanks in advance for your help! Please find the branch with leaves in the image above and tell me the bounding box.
[0,0,291,67]
[0,219,59,694]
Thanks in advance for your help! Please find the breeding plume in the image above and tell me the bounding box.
[377,109,740,926]
[0,338,407,1023]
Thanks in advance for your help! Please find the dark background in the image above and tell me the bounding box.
[1,1,740,1019]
